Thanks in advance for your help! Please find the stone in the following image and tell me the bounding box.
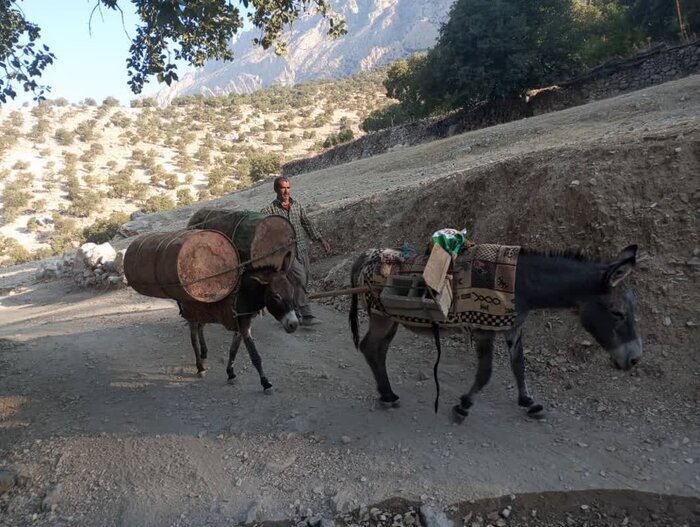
[41,483,62,512]
[0,469,16,493]
[420,505,454,527]
[238,500,259,525]
[87,242,117,267]
[330,488,355,514]
[114,249,127,274]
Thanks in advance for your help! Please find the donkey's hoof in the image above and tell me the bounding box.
[527,404,546,420]
[226,375,237,385]
[197,369,207,378]
[451,405,469,424]
[263,386,274,395]
[378,397,400,409]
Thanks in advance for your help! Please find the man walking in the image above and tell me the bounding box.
[261,176,330,326]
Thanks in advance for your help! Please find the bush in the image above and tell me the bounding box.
[0,236,32,267]
[140,195,175,213]
[107,167,134,198]
[2,182,32,222]
[102,96,120,107]
[247,151,281,182]
[176,188,195,206]
[26,216,40,232]
[82,212,130,244]
[50,214,83,254]
[54,128,75,146]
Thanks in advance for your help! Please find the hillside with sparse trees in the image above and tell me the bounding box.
[0,69,392,266]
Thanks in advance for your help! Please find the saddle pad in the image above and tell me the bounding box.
[365,244,520,330]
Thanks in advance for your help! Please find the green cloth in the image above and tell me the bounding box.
[431,228,470,256]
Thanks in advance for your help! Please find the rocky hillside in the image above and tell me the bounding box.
[155,0,452,104]
[0,70,390,266]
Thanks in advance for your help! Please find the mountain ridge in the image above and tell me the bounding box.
[155,0,452,105]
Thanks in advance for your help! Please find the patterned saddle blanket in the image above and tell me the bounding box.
[360,244,520,330]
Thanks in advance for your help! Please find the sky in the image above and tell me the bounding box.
[9,1,250,107]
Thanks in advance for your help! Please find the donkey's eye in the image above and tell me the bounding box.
[273,294,282,302]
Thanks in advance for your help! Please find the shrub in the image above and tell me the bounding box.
[82,211,130,244]
[247,151,281,182]
[54,128,75,146]
[140,195,176,213]
[176,188,195,206]
[0,236,33,266]
[26,216,40,232]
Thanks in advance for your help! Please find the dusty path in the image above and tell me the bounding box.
[0,280,698,526]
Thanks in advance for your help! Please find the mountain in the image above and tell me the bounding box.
[155,0,452,105]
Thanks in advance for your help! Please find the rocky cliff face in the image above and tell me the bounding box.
[155,0,452,104]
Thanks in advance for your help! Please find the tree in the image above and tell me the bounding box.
[419,0,583,111]
[0,1,346,103]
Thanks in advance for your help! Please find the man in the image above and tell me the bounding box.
[261,176,330,326]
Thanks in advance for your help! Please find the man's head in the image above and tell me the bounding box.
[274,176,291,204]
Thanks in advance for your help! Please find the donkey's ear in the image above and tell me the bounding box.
[605,244,638,288]
[248,274,269,286]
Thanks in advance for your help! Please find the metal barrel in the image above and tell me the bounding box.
[187,209,296,271]
[123,229,240,303]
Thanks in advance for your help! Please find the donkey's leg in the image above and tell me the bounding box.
[505,325,545,419]
[452,330,495,423]
[360,313,400,407]
[226,332,243,384]
[241,322,273,394]
[189,321,206,377]
[197,324,208,359]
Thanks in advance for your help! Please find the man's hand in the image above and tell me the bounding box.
[320,239,331,254]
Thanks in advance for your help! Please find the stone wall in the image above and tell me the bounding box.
[283,40,700,176]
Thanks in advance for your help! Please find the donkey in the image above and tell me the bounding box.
[349,244,642,422]
[178,266,298,393]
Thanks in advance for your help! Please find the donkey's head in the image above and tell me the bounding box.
[578,245,642,371]
[248,269,298,333]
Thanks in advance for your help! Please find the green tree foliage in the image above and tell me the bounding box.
[247,151,281,182]
[0,0,55,103]
[0,1,345,103]
[1,180,32,222]
[420,0,582,111]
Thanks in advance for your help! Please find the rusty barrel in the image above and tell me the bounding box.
[123,229,240,303]
[187,208,296,271]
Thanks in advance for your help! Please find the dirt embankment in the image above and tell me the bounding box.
[0,76,698,527]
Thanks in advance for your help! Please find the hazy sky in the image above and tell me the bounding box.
[10,1,257,107]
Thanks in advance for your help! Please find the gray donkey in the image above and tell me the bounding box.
[350,244,642,422]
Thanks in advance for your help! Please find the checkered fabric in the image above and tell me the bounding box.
[357,244,521,331]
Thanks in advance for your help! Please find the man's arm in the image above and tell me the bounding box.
[300,205,330,253]
[299,204,322,241]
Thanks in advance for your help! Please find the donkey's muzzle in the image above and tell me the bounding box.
[281,311,299,333]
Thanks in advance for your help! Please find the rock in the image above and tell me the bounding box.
[341,435,352,445]
[36,260,63,280]
[87,242,117,267]
[500,507,511,519]
[73,243,97,271]
[41,483,62,512]
[0,469,17,493]
[330,488,355,514]
[238,500,259,525]
[663,316,672,327]
[114,249,127,274]
[420,505,454,527]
